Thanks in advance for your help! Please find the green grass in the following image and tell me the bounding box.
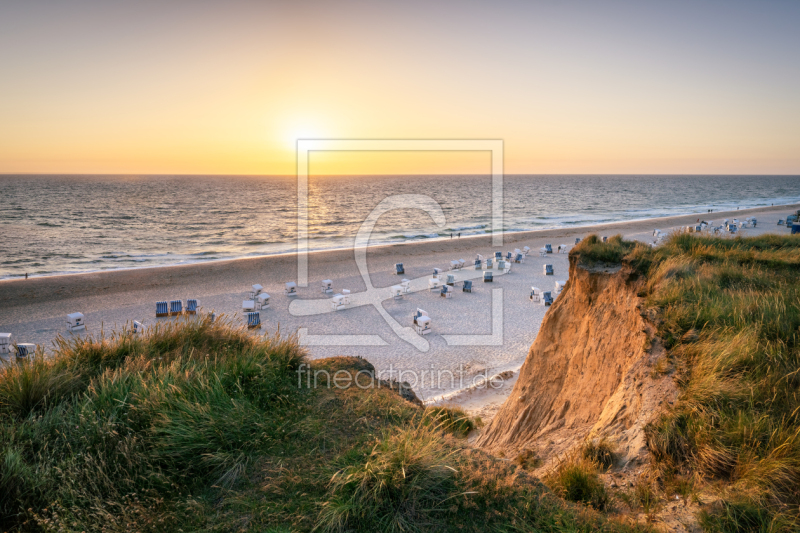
[0,317,651,532]
[543,453,609,511]
[573,233,800,530]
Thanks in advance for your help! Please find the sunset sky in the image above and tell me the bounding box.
[1,0,798,175]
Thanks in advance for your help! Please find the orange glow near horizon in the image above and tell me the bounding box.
[0,2,798,176]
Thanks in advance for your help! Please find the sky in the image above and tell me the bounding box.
[0,0,799,175]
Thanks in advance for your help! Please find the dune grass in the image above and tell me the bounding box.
[0,317,650,532]
[574,232,800,529]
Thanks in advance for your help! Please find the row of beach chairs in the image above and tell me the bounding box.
[155,299,199,317]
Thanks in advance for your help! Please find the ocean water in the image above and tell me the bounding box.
[1,174,799,279]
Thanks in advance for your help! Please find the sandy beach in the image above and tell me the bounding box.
[2,203,798,408]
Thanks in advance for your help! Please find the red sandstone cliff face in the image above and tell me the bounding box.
[477,255,677,466]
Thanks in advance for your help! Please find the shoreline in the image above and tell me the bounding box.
[2,201,797,290]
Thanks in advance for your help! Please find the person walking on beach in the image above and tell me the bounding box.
[25,273,28,279]
[458,232,461,238]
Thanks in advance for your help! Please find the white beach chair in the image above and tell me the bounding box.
[243,300,256,312]
[67,312,85,332]
[428,278,441,291]
[401,279,411,293]
[391,285,403,300]
[502,261,511,274]
[0,333,11,355]
[559,244,568,254]
[132,320,145,334]
[285,281,298,296]
[15,343,36,359]
[332,293,349,310]
[530,286,542,302]
[522,246,530,256]
[415,315,431,335]
[249,284,263,299]
[413,308,428,325]
[450,260,460,271]
[476,254,484,262]
[556,280,568,294]
[539,247,547,257]
[458,259,466,269]
[440,285,453,298]
[433,268,443,279]
[256,293,270,310]
[321,279,333,294]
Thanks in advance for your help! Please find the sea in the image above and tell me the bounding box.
[1,174,799,279]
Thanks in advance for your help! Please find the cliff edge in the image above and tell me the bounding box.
[477,252,677,467]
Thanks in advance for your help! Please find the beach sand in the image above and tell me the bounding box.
[1,203,798,413]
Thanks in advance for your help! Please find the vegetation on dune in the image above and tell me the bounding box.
[0,318,649,532]
[574,232,800,530]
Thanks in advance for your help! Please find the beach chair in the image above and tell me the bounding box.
[539,247,547,257]
[15,343,36,359]
[133,320,145,334]
[474,259,482,270]
[463,280,473,293]
[752,218,757,228]
[523,246,530,256]
[602,236,608,243]
[575,238,581,245]
[413,308,426,324]
[433,268,443,279]
[391,285,403,300]
[285,281,298,296]
[544,264,553,275]
[209,312,216,323]
[170,300,183,316]
[401,279,411,293]
[476,254,484,262]
[542,291,553,306]
[395,263,404,275]
[67,312,85,332]
[544,244,553,254]
[458,259,466,269]
[256,293,270,310]
[440,285,452,298]
[559,245,568,254]
[186,299,199,315]
[446,274,456,286]
[515,253,524,263]
[321,279,333,294]
[485,258,493,269]
[332,293,349,310]
[506,251,513,260]
[415,316,431,335]
[729,225,738,234]
[495,251,502,260]
[156,301,169,317]
[0,333,11,355]
[243,300,256,312]
[502,261,511,274]
[498,259,506,271]
[249,284,263,299]
[530,286,541,302]
[556,280,567,294]
[483,271,493,282]
[778,219,785,226]
[450,260,460,271]
[792,224,800,235]
[246,312,261,329]
[428,278,441,291]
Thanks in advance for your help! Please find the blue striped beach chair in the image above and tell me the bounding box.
[474,259,482,270]
[395,263,404,275]
[544,264,554,276]
[246,312,261,329]
[484,271,493,282]
[494,251,502,259]
[16,343,35,358]
[170,300,183,316]
[515,253,523,263]
[543,291,553,306]
[463,280,473,292]
[186,299,198,315]
[544,244,553,254]
[156,301,169,317]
